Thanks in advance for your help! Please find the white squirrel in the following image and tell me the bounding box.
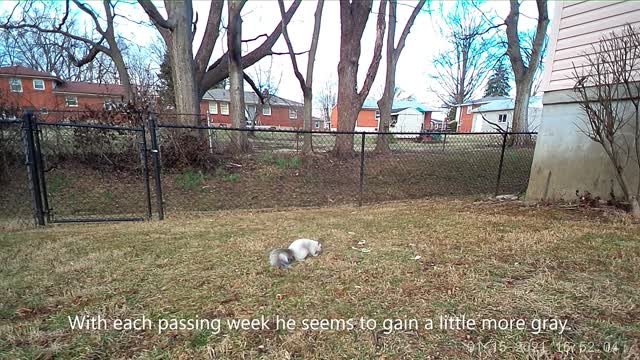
[269,239,323,268]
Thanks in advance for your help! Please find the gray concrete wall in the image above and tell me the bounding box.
[526,90,639,201]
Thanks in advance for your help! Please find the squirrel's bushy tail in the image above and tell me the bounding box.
[269,248,295,268]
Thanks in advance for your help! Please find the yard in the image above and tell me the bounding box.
[1,199,639,359]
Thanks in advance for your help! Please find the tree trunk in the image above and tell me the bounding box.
[512,85,530,133]
[375,95,393,153]
[167,1,199,125]
[631,196,640,219]
[334,63,359,158]
[109,46,133,103]
[228,0,248,152]
[375,0,397,154]
[302,95,313,154]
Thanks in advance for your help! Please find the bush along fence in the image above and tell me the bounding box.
[0,111,537,225]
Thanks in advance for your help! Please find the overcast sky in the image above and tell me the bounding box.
[2,0,554,109]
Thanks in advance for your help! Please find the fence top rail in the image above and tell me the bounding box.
[0,119,21,125]
[155,122,538,136]
[35,121,144,132]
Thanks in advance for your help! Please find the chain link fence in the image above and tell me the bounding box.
[0,111,537,226]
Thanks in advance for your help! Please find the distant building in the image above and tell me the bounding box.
[453,96,542,133]
[0,65,126,118]
[329,99,438,136]
[201,89,305,129]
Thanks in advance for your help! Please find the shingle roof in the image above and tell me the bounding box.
[53,82,126,96]
[0,65,61,80]
[203,89,302,107]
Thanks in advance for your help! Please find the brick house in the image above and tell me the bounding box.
[0,65,126,119]
[201,88,308,130]
[2,65,312,129]
[329,99,437,134]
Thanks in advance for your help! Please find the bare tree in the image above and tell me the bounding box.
[0,22,118,83]
[333,0,387,158]
[246,57,282,130]
[316,78,336,129]
[375,0,425,153]
[572,25,640,218]
[228,0,248,152]
[1,0,134,101]
[278,0,324,155]
[505,0,549,133]
[430,3,499,109]
[138,0,302,124]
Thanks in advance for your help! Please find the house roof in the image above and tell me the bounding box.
[0,65,61,81]
[472,96,543,113]
[53,82,127,96]
[362,99,437,112]
[203,89,302,107]
[457,96,510,107]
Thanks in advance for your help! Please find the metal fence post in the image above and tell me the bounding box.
[140,123,153,220]
[32,115,50,222]
[358,132,366,207]
[442,133,447,152]
[22,111,45,225]
[148,115,164,220]
[495,131,509,197]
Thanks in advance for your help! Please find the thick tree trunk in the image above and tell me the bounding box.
[334,63,360,158]
[228,0,248,152]
[512,85,530,133]
[333,0,386,159]
[166,1,199,125]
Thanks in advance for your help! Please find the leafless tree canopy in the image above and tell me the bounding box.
[572,25,640,217]
[430,3,501,108]
[1,0,136,101]
[315,78,336,126]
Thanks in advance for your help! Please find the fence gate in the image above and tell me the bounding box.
[25,114,152,223]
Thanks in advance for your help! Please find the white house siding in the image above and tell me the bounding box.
[543,1,640,92]
[471,108,542,133]
[390,108,424,138]
[527,1,640,201]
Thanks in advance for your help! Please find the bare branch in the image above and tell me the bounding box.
[358,0,387,102]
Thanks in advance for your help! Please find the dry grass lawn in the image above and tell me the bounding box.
[1,199,639,359]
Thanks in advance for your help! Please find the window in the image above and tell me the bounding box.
[466,106,472,114]
[9,78,22,92]
[288,108,297,119]
[498,114,507,123]
[209,101,218,114]
[65,96,78,107]
[263,104,271,116]
[32,79,45,90]
[40,108,48,115]
[314,120,320,128]
[375,110,380,121]
[220,102,229,115]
